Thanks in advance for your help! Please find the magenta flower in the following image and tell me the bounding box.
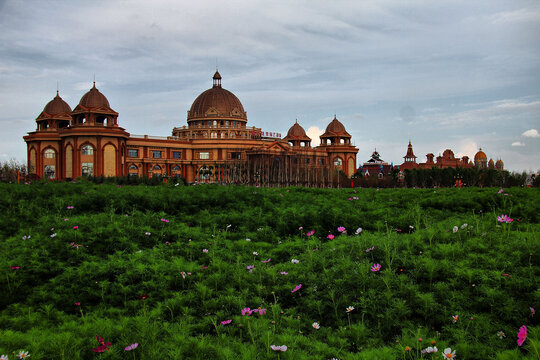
[221,319,232,325]
[497,214,513,223]
[93,336,112,353]
[261,258,271,263]
[306,230,315,237]
[498,188,504,194]
[370,263,381,272]
[270,345,288,352]
[73,226,78,230]
[298,226,303,230]
[160,218,169,223]
[241,307,253,316]
[327,234,335,240]
[291,284,302,293]
[253,308,266,315]
[202,249,209,253]
[517,325,527,346]
[280,271,288,275]
[74,302,81,306]
[365,246,375,253]
[10,266,20,270]
[124,343,138,351]
[67,206,74,209]
[338,226,346,233]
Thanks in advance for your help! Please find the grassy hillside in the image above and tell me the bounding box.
[0,183,538,359]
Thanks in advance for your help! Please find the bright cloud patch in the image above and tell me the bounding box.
[511,141,525,147]
[522,129,540,138]
[306,126,324,143]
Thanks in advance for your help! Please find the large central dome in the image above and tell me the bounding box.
[187,71,247,123]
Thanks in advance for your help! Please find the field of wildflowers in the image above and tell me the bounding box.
[0,182,538,359]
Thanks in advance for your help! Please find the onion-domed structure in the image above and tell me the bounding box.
[320,115,351,145]
[495,159,504,170]
[442,149,455,159]
[187,71,247,127]
[35,91,72,130]
[474,148,488,169]
[71,83,118,126]
[284,121,311,147]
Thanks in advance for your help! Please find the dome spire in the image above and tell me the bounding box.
[213,70,222,88]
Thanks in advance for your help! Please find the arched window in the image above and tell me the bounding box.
[44,149,55,159]
[172,165,181,171]
[154,165,161,170]
[334,158,343,166]
[129,164,138,170]
[82,145,94,155]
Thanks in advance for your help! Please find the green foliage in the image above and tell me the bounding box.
[0,183,539,359]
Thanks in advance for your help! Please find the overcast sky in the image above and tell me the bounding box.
[1,0,539,172]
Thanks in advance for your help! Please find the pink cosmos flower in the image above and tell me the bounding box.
[355,227,363,235]
[200,266,208,269]
[291,284,302,293]
[241,307,253,316]
[306,230,315,237]
[365,246,375,253]
[145,232,151,236]
[261,258,271,263]
[497,214,513,223]
[67,206,74,209]
[74,302,81,306]
[370,263,381,272]
[202,249,209,253]
[452,315,459,323]
[327,234,335,240]
[517,325,527,346]
[221,319,232,325]
[10,266,20,270]
[160,218,169,223]
[530,307,535,317]
[270,345,287,352]
[498,188,504,194]
[124,343,138,351]
[93,336,112,353]
[73,226,78,230]
[280,271,288,275]
[337,226,346,233]
[253,308,266,315]
[298,226,303,230]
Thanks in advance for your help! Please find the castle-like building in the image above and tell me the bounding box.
[399,141,503,171]
[23,72,358,186]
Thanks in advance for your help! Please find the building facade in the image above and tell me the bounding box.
[399,141,503,171]
[24,72,358,186]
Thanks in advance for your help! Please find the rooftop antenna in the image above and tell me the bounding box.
[56,81,59,95]
[93,73,96,87]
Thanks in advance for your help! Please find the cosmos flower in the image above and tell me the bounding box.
[497,331,505,339]
[355,227,363,235]
[312,322,320,329]
[337,226,346,233]
[452,226,458,233]
[16,351,31,359]
[530,307,535,317]
[370,263,381,272]
[124,343,138,351]
[291,284,302,293]
[517,325,527,346]
[203,249,209,253]
[327,234,335,240]
[270,345,287,352]
[221,319,232,325]
[66,206,74,209]
[421,346,437,354]
[280,271,288,275]
[452,315,458,323]
[261,258,271,263]
[253,251,258,256]
[145,232,151,236]
[0,355,8,360]
[365,246,375,253]
[442,348,456,359]
[241,307,253,316]
[497,214,513,223]
[346,306,354,313]
[160,218,169,223]
[291,259,299,264]
[306,230,315,237]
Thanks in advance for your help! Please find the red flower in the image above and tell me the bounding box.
[139,294,149,300]
[93,335,112,352]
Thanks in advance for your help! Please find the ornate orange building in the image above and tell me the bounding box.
[399,141,503,171]
[24,72,358,186]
